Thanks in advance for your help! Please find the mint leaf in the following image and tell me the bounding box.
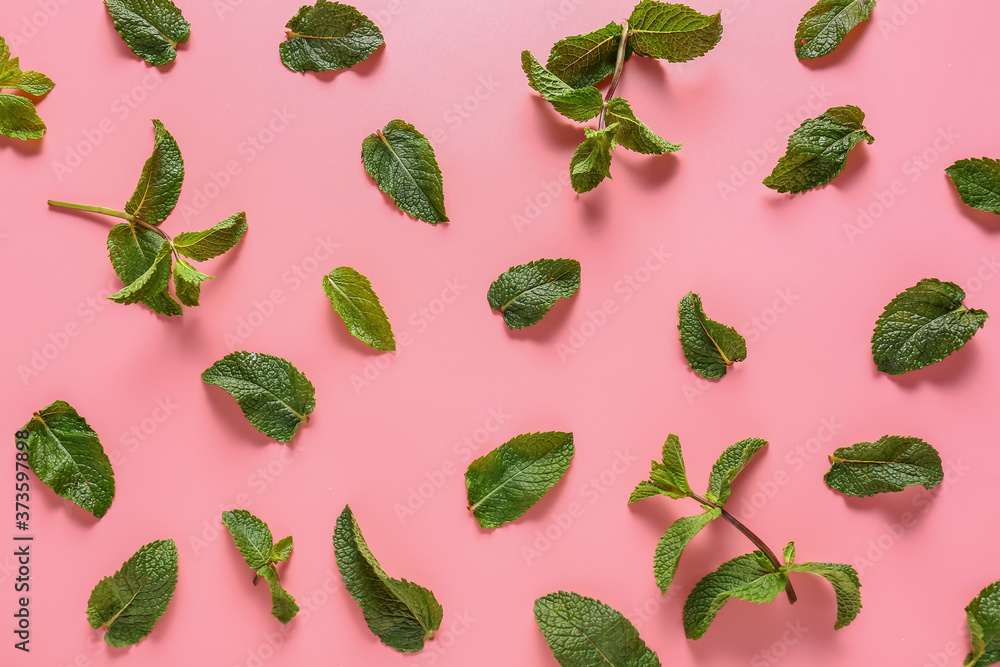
[22,400,115,518]
[173,259,211,307]
[108,241,173,305]
[280,0,384,73]
[202,351,316,443]
[221,509,298,624]
[946,158,1000,215]
[570,123,618,193]
[106,223,182,316]
[606,97,681,155]
[87,539,178,647]
[465,431,574,528]
[683,551,788,639]
[654,509,721,593]
[362,119,448,224]
[795,0,876,59]
[678,291,747,380]
[173,212,248,261]
[782,561,861,630]
[871,278,988,375]
[825,435,943,497]
[103,0,190,66]
[259,565,300,625]
[271,536,294,563]
[520,50,604,122]
[126,119,183,226]
[966,581,1000,667]
[534,591,661,667]
[0,35,54,140]
[322,267,396,351]
[487,258,581,329]
[706,437,768,505]
[546,22,623,89]
[0,38,55,95]
[763,105,873,194]
[631,433,692,501]
[334,505,443,652]
[627,1,724,62]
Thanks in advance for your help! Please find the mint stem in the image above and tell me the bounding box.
[48,199,176,247]
[597,20,629,130]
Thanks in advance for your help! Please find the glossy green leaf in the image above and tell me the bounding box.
[280,0,384,73]
[362,119,448,224]
[322,266,396,351]
[946,158,1000,215]
[678,291,746,379]
[173,259,212,307]
[487,258,581,329]
[782,561,861,630]
[125,119,183,226]
[606,97,680,155]
[0,36,53,140]
[106,223,182,316]
[706,437,767,505]
[173,212,248,261]
[520,50,604,122]
[103,0,190,66]
[966,581,1000,667]
[222,510,298,624]
[654,509,721,593]
[570,123,619,193]
[259,565,299,625]
[825,435,943,497]
[108,241,172,305]
[795,0,876,59]
[630,433,693,502]
[546,22,623,89]
[627,1,723,62]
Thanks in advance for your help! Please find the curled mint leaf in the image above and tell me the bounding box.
[487,258,581,329]
[545,22,623,89]
[103,0,190,66]
[781,559,861,630]
[520,50,604,122]
[22,401,115,518]
[795,0,876,60]
[678,291,746,380]
[872,278,988,375]
[825,435,943,497]
[173,258,212,307]
[280,0,384,73]
[222,509,299,624]
[334,505,442,652]
[654,509,721,593]
[946,158,1000,215]
[106,223,182,316]
[570,123,618,193]
[606,97,680,155]
[87,539,178,647]
[706,437,767,505]
[534,591,661,667]
[0,35,54,140]
[966,581,1000,667]
[465,431,574,528]
[763,104,874,194]
[173,212,248,261]
[108,241,172,305]
[362,119,448,224]
[627,1,723,62]
[202,351,316,443]
[630,433,692,502]
[322,266,396,351]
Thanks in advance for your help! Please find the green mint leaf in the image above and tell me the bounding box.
[173,212,248,261]
[108,241,172,305]
[570,123,619,193]
[783,541,796,564]
[654,508,721,594]
[125,119,184,226]
[280,0,383,73]
[259,565,299,624]
[221,509,275,571]
[627,1,723,62]
[520,51,604,122]
[605,97,681,155]
[782,562,861,629]
[0,36,53,140]
[103,0,190,66]
[678,291,747,380]
[87,539,178,647]
[270,536,294,563]
[546,22,623,89]
[0,39,55,95]
[465,431,574,529]
[106,223,182,316]
[361,119,448,224]
[763,105,874,194]
[644,433,693,499]
[946,158,1000,215]
[706,437,768,505]
[795,0,876,59]
[683,551,788,640]
[487,258,581,330]
[173,259,212,307]
[871,278,988,375]
[629,480,666,504]
[322,266,396,351]
[534,591,661,667]
[22,400,115,519]
[824,435,943,497]
[334,505,443,652]
[201,351,316,443]
[966,581,1000,667]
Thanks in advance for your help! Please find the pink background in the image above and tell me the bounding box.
[3,0,1000,665]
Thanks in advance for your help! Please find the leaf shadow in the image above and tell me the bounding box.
[501,290,580,343]
[627,495,677,531]
[616,153,679,190]
[306,45,385,83]
[579,188,611,228]
[945,176,1000,231]
[799,15,874,70]
[881,342,979,389]
[202,383,276,447]
[0,130,45,155]
[829,144,870,190]
[838,485,928,525]
[530,97,585,150]
[620,54,668,92]
[34,481,102,527]
[325,305,388,357]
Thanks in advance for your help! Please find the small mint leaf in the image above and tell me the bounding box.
[678,291,746,379]
[605,97,681,155]
[173,259,212,307]
[520,50,604,122]
[280,0,384,73]
[783,562,861,630]
[362,119,448,224]
[706,437,767,506]
[125,119,184,226]
[173,212,248,261]
[221,509,274,571]
[545,22,623,89]
[107,241,172,305]
[322,266,396,351]
[654,508,721,593]
[946,158,1000,215]
[103,0,190,66]
[570,123,618,193]
[487,258,581,330]
[795,0,876,59]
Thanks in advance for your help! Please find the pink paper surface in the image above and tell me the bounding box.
[3,0,999,665]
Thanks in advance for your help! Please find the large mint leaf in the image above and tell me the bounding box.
[678,291,746,380]
[173,259,211,307]
[222,510,298,624]
[946,158,1000,215]
[107,223,182,316]
[125,119,184,226]
[334,505,443,653]
[570,123,618,193]
[173,212,248,261]
[630,433,692,502]
[87,539,178,647]
[606,97,681,155]
[627,1,723,62]
[487,258,581,329]
[22,400,115,518]
[763,105,873,194]
[706,437,768,505]
[683,551,788,639]
[108,241,172,305]
[465,431,574,528]
[362,119,448,224]
[782,560,861,630]
[322,266,396,351]
[825,435,943,497]
[520,51,604,122]
[546,22,623,89]
[654,509,721,593]
[795,0,876,59]
[871,278,988,375]
[202,351,316,443]
[966,581,1000,667]
[103,0,190,66]
[534,591,661,667]
[280,1,384,73]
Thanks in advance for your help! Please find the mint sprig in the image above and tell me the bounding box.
[0,35,55,140]
[824,435,943,497]
[795,0,876,60]
[221,509,299,624]
[104,0,190,66]
[280,1,384,73]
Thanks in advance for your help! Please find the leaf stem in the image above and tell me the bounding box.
[47,200,134,222]
[597,20,629,130]
[689,491,797,604]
